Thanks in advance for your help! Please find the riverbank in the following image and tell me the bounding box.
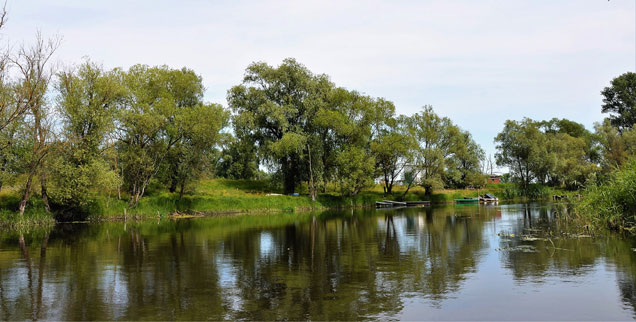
[0,179,576,229]
[574,159,636,232]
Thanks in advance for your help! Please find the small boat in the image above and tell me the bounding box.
[454,197,479,204]
[376,200,407,208]
[479,193,499,203]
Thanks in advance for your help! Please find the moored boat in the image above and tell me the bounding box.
[454,197,479,204]
[479,193,499,203]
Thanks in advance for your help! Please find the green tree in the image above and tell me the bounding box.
[601,72,636,131]
[445,130,485,188]
[116,65,207,207]
[371,115,414,194]
[48,61,124,213]
[403,106,455,196]
[547,132,597,189]
[161,103,229,199]
[328,91,385,195]
[594,119,636,173]
[228,58,332,194]
[14,36,59,215]
[494,118,543,191]
[215,133,260,180]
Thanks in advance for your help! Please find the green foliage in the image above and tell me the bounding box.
[228,58,331,194]
[578,158,636,231]
[402,106,484,195]
[229,59,403,196]
[334,146,375,196]
[495,117,597,192]
[445,130,485,188]
[159,102,229,197]
[49,61,123,213]
[115,65,227,206]
[594,119,636,173]
[215,135,260,180]
[371,114,413,194]
[601,72,636,131]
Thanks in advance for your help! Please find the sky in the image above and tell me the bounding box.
[2,0,635,168]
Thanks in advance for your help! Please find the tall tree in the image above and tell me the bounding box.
[49,61,124,212]
[594,119,636,172]
[601,72,636,131]
[371,114,414,194]
[14,35,59,215]
[228,58,332,194]
[494,118,542,191]
[215,133,260,180]
[403,106,455,196]
[116,65,206,207]
[161,103,229,199]
[317,89,382,196]
[445,130,485,188]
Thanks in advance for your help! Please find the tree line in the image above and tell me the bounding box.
[0,31,486,216]
[494,71,636,192]
[7,15,636,216]
[222,59,485,198]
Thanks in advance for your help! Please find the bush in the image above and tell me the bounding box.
[577,159,636,230]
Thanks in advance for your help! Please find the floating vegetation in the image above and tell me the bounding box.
[520,235,546,242]
[496,245,538,253]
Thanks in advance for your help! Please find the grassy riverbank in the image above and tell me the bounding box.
[575,159,636,232]
[0,178,576,229]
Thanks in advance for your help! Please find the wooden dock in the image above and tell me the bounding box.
[376,200,430,208]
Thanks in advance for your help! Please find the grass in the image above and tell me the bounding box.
[576,159,636,232]
[0,187,54,229]
[0,178,572,229]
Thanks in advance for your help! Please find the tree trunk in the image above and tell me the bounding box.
[282,157,296,194]
[130,177,151,208]
[169,171,178,193]
[19,172,35,215]
[384,173,393,194]
[178,181,185,200]
[128,183,137,208]
[114,153,121,200]
[39,172,50,213]
[308,145,316,202]
[0,155,6,193]
[401,170,420,199]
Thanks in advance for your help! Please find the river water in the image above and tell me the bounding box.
[1,203,635,320]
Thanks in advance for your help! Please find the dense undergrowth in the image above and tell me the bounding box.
[577,159,636,232]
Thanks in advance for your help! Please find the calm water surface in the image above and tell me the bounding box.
[1,203,636,320]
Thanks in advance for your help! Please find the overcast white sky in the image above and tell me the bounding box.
[3,0,635,163]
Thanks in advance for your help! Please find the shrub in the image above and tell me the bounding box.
[577,159,636,230]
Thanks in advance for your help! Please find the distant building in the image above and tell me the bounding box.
[488,175,502,184]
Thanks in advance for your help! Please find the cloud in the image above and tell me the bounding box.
[3,0,634,161]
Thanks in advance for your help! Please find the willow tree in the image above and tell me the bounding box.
[162,103,229,199]
[601,72,636,131]
[15,35,59,215]
[228,58,332,194]
[314,89,379,196]
[50,61,124,212]
[445,130,485,188]
[402,106,457,196]
[116,65,207,207]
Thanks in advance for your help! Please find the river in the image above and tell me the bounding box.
[1,203,635,320]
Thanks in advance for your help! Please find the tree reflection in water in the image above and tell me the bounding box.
[0,204,635,320]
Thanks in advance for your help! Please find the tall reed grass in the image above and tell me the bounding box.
[577,159,636,231]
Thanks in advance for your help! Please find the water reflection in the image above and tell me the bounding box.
[0,204,635,320]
